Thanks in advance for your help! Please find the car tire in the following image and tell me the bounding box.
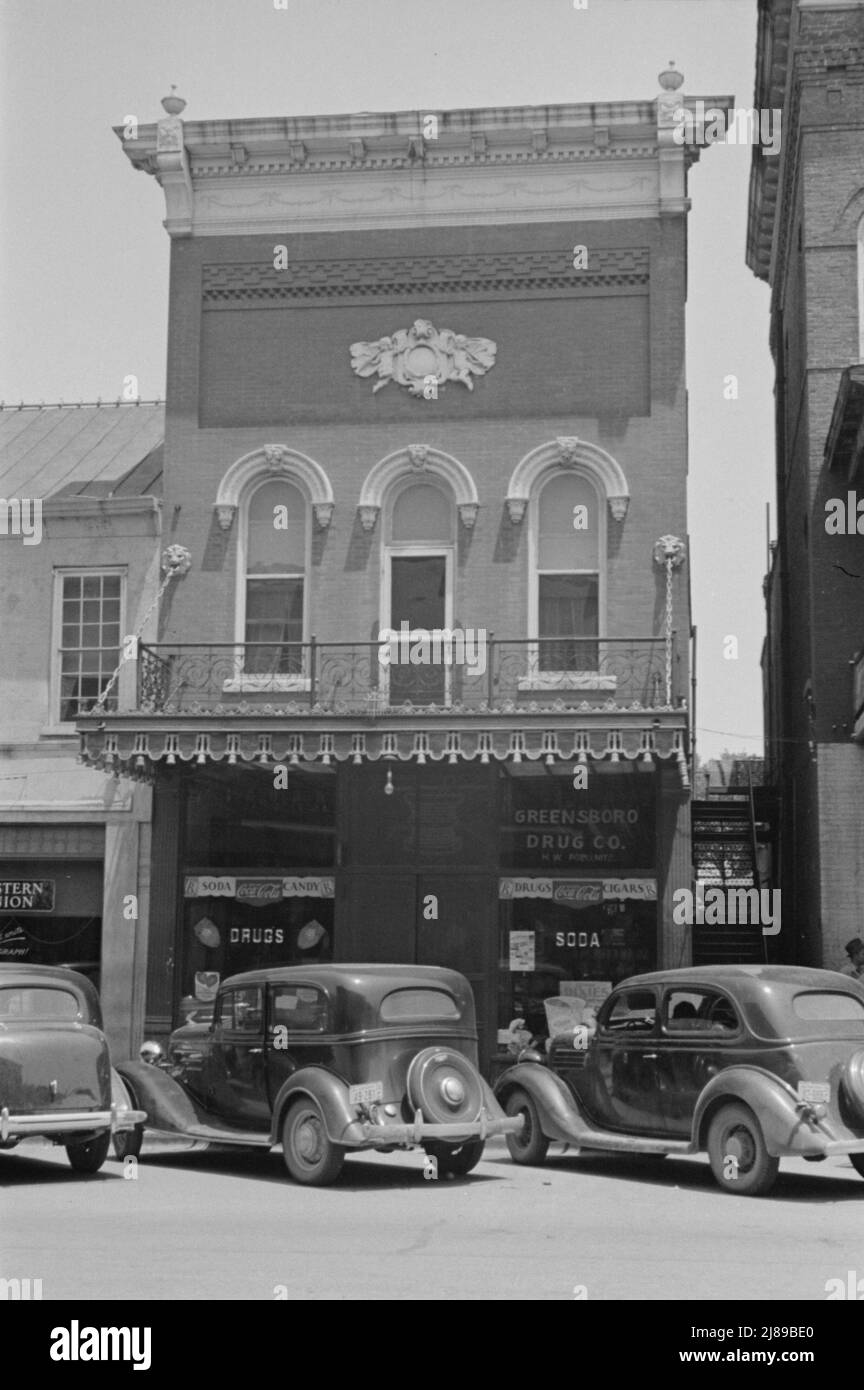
[849,1153,864,1180]
[425,1139,484,1177]
[65,1131,111,1174]
[707,1103,779,1196]
[504,1088,549,1166]
[282,1098,345,1186]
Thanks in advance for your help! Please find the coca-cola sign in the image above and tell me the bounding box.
[553,882,603,905]
[235,879,282,905]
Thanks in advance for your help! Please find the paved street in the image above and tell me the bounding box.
[2,1136,861,1301]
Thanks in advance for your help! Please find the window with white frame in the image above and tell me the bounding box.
[243,480,306,674]
[55,571,124,721]
[536,473,600,671]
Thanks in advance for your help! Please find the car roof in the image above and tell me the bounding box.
[219,963,468,993]
[618,964,864,1001]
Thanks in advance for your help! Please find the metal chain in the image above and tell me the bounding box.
[94,545,191,712]
[665,556,674,708]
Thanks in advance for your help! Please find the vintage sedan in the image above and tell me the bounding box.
[0,964,145,1173]
[114,964,521,1185]
[495,965,864,1196]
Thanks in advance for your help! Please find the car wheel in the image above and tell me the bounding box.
[425,1139,485,1177]
[65,1131,111,1174]
[707,1103,779,1196]
[849,1153,864,1180]
[504,1088,549,1166]
[282,1098,345,1186]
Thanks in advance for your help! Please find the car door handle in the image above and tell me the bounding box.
[247,1047,263,1055]
[641,1052,658,1060]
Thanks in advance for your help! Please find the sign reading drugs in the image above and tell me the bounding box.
[0,880,54,913]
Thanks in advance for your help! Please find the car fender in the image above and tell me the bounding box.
[270,1068,366,1148]
[495,1062,595,1145]
[110,1067,143,1127]
[115,1059,208,1136]
[692,1065,829,1157]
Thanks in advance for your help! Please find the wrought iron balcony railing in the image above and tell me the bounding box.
[136,635,683,715]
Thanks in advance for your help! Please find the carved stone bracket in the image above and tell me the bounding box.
[216,505,236,532]
[609,496,629,522]
[313,503,334,529]
[358,505,380,533]
[458,504,479,529]
[506,498,528,524]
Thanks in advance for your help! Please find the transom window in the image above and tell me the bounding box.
[537,474,599,671]
[390,482,453,543]
[244,480,306,675]
[58,572,122,721]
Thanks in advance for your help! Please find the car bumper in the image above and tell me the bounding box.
[357,1107,524,1148]
[0,1103,146,1141]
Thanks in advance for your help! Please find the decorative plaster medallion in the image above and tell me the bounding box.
[350,319,497,397]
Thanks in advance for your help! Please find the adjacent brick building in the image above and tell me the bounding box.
[750,0,864,971]
[79,76,730,1069]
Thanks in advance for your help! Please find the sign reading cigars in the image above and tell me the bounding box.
[499,878,657,901]
[185,876,335,900]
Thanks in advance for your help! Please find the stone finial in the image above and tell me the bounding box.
[161,86,187,116]
[658,63,684,92]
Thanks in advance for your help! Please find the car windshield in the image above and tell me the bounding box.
[0,986,81,1020]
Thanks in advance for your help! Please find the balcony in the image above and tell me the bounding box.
[137,635,683,716]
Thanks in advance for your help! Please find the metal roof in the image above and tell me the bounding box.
[0,402,164,501]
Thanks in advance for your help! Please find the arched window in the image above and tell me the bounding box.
[243,479,307,674]
[535,472,601,670]
[858,214,864,362]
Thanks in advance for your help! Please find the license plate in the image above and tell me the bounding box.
[798,1081,830,1104]
[349,1082,383,1106]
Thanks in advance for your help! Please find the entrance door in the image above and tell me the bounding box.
[337,870,497,1071]
[417,875,496,1070]
[388,555,447,704]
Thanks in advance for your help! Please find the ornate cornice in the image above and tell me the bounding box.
[202,247,649,308]
[116,95,731,237]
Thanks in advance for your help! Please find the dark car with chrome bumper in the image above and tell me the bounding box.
[115,963,521,1185]
[0,964,145,1174]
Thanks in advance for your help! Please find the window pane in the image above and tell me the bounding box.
[539,574,598,670]
[538,474,599,570]
[247,481,305,575]
[82,576,100,597]
[63,576,81,598]
[103,576,121,597]
[793,992,864,1021]
[245,578,304,673]
[391,483,452,543]
[380,988,459,1021]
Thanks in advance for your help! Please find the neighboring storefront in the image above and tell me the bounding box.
[0,856,103,983]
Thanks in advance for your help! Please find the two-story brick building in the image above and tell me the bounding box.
[78,76,730,1070]
[0,401,163,1057]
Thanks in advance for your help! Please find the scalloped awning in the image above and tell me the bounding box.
[78,722,690,786]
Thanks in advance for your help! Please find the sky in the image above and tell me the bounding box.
[0,0,775,763]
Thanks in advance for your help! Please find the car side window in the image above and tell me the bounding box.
[216,987,263,1034]
[601,989,658,1033]
[269,986,328,1033]
[664,988,740,1034]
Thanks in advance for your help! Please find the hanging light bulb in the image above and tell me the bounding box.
[384,768,394,796]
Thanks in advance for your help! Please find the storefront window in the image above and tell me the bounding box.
[178,765,336,1021]
[497,764,658,1052]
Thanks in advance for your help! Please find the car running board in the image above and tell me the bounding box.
[569,1130,693,1157]
[145,1122,272,1148]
